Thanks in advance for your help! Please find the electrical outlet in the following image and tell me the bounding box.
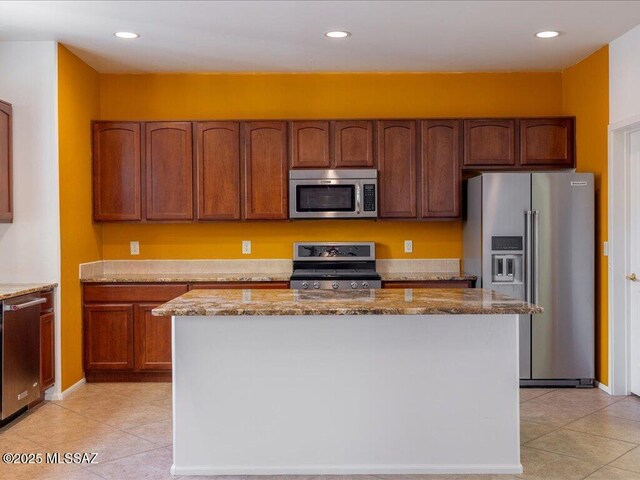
[604,241,609,256]
[404,240,413,254]
[130,241,140,255]
[242,240,251,255]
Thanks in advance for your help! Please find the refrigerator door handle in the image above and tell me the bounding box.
[533,210,540,305]
[526,210,532,303]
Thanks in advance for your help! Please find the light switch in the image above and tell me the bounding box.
[242,240,251,255]
[404,240,413,254]
[130,241,140,255]
[604,241,609,256]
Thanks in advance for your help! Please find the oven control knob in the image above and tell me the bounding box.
[350,282,358,289]
[313,281,320,289]
[301,281,309,289]
[362,282,370,289]
[332,281,339,290]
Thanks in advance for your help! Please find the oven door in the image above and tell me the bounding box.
[290,179,376,218]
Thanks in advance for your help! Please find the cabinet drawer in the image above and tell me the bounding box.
[382,280,475,289]
[83,284,189,303]
[191,281,290,290]
[40,289,54,313]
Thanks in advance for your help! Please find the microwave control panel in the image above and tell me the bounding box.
[363,184,376,211]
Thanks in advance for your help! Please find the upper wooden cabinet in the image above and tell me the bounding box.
[420,120,461,218]
[195,122,241,220]
[463,119,516,167]
[93,122,142,221]
[0,100,12,223]
[243,121,288,220]
[333,121,375,168]
[377,120,417,218]
[519,118,575,167]
[290,121,330,168]
[145,122,194,221]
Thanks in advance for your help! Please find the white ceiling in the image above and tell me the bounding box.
[1,1,639,73]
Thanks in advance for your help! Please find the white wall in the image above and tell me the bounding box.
[0,42,60,283]
[610,24,640,125]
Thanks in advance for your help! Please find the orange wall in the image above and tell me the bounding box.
[562,46,609,385]
[58,45,102,390]
[99,72,563,260]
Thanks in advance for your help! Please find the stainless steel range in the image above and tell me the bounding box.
[290,242,381,290]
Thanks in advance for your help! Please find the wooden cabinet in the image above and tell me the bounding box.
[377,120,417,218]
[145,122,194,221]
[243,121,288,219]
[39,289,55,392]
[84,304,135,371]
[383,279,476,288]
[420,120,461,218]
[40,312,55,391]
[519,117,574,167]
[463,119,516,167]
[134,304,172,371]
[333,121,375,168]
[0,100,12,223]
[92,122,142,221]
[195,122,241,220]
[290,121,330,168]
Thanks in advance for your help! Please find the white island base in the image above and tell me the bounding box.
[171,313,521,476]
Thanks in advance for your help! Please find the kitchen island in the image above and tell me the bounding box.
[154,288,541,476]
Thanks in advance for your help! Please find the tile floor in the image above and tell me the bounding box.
[1,384,640,479]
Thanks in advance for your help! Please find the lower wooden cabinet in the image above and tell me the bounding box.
[39,290,55,392]
[382,279,476,288]
[82,281,290,381]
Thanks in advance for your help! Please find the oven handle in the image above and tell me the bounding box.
[355,184,361,214]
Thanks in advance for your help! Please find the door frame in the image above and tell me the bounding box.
[608,114,640,395]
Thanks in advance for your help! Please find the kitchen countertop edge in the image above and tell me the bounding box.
[0,283,58,301]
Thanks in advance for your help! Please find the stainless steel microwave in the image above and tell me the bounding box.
[289,169,378,219]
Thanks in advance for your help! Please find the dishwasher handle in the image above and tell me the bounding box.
[4,298,46,312]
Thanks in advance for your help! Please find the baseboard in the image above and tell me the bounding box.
[596,380,612,395]
[48,377,86,401]
[171,464,524,475]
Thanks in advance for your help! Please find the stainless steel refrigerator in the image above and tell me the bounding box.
[463,172,594,387]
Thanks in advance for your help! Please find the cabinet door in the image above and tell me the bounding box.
[196,122,240,220]
[290,121,331,168]
[243,121,288,220]
[333,121,374,168]
[463,119,516,167]
[40,312,55,391]
[0,101,12,223]
[134,304,172,371]
[377,120,417,218]
[421,120,461,218]
[92,122,142,221]
[145,122,194,221]
[519,118,575,167]
[84,304,134,371]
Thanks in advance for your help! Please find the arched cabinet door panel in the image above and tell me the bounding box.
[196,122,241,220]
[377,120,417,218]
[92,122,142,221]
[290,121,330,168]
[421,120,461,218]
[243,121,288,220]
[145,122,194,221]
[463,119,516,167]
[519,117,575,167]
[333,120,375,168]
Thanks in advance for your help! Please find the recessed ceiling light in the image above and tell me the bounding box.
[325,31,351,39]
[535,30,560,39]
[114,32,139,39]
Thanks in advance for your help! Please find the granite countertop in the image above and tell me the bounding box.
[80,272,475,283]
[80,273,292,283]
[0,283,57,301]
[153,288,541,317]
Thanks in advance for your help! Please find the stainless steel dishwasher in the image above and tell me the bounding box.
[1,293,45,419]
